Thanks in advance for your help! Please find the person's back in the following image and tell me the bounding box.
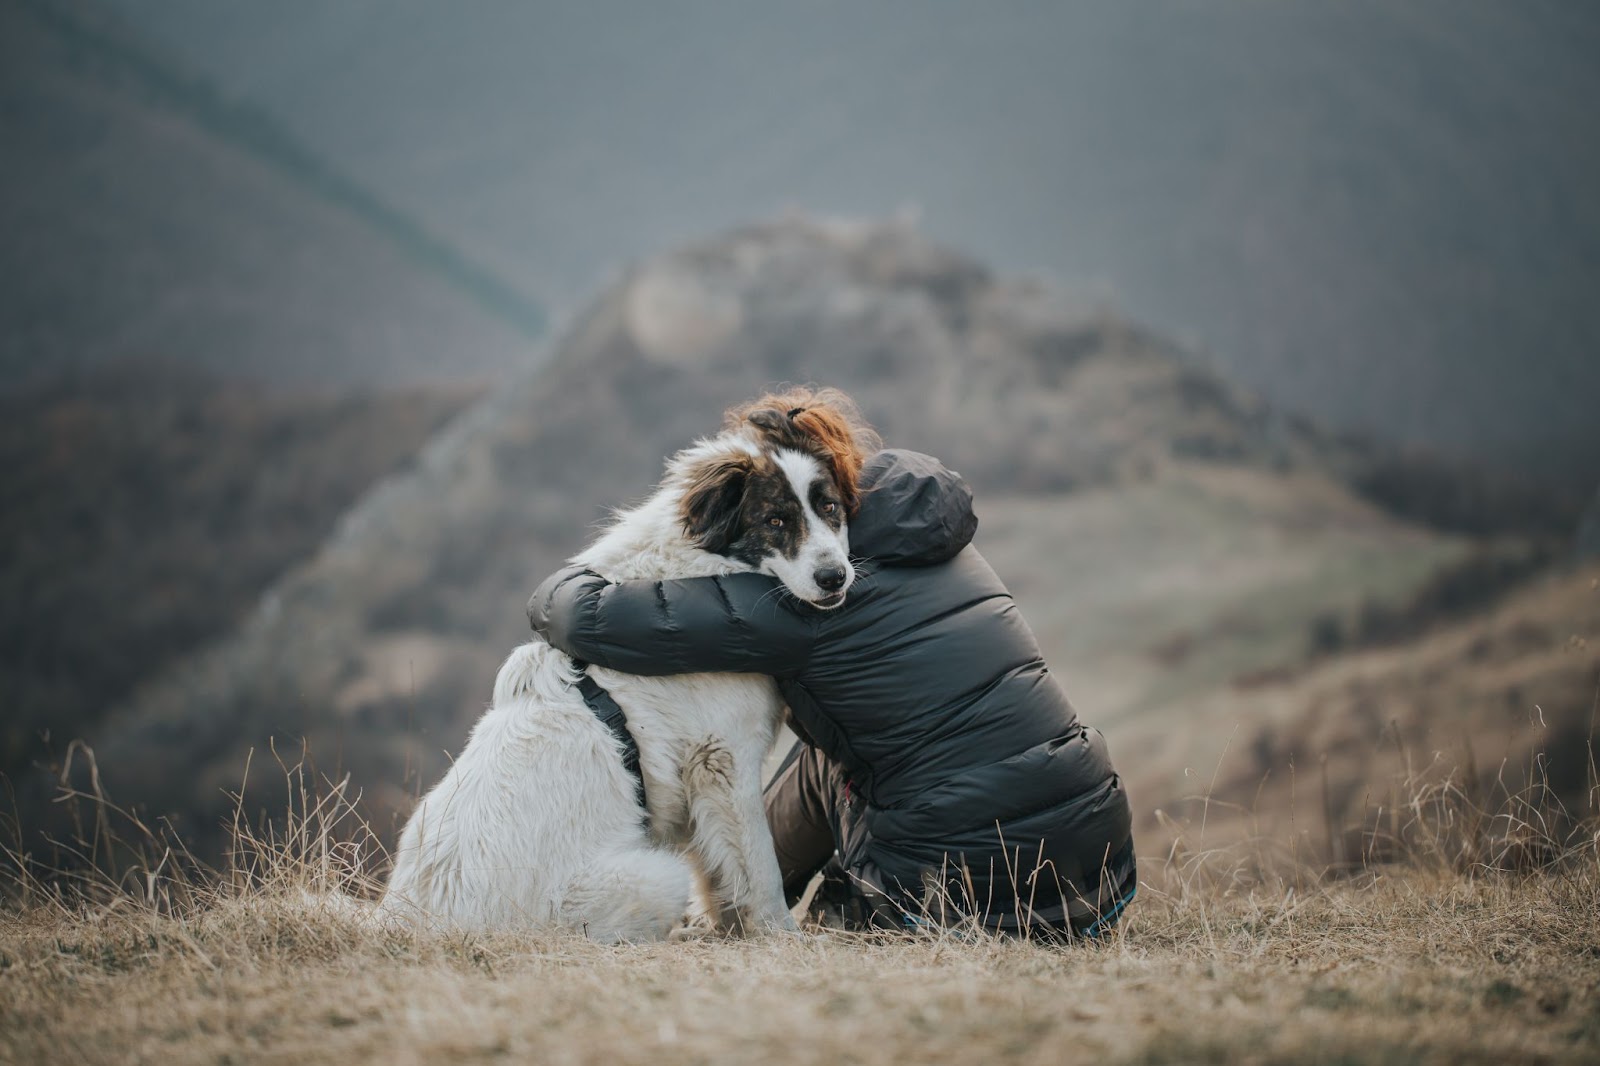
[531,448,1136,936]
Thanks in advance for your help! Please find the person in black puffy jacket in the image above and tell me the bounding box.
[529,448,1136,938]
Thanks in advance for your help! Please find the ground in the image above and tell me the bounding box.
[4,858,1597,1065]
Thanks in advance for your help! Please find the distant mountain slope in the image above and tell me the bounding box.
[0,0,541,387]
[0,364,477,800]
[1132,561,1600,860]
[43,218,1540,860]
[105,0,1600,487]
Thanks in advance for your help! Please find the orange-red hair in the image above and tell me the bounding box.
[727,387,879,513]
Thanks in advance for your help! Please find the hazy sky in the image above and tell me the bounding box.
[106,0,1600,485]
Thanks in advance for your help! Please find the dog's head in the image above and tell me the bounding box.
[678,389,877,609]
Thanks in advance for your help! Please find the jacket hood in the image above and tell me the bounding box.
[849,449,978,566]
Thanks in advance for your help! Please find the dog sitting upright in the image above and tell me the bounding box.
[379,389,873,940]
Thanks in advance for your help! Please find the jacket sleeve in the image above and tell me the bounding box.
[528,565,817,677]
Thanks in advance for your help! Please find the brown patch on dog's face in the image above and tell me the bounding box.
[725,452,801,564]
[680,449,807,564]
[679,444,855,605]
[721,454,846,567]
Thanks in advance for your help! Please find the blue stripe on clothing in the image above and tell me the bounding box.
[1082,882,1137,939]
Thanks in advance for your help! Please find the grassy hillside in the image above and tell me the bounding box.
[0,364,477,812]
[3,781,1596,1065]
[0,0,540,387]
[5,877,1597,1064]
[1127,562,1600,864]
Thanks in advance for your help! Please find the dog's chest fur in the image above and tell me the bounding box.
[569,488,784,842]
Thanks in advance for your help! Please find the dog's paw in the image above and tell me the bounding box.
[741,909,800,937]
[667,924,717,943]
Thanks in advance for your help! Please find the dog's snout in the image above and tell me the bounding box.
[814,565,847,593]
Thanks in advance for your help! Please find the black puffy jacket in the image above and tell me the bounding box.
[529,449,1134,931]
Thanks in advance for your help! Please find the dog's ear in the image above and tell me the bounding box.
[746,408,787,435]
[680,452,753,552]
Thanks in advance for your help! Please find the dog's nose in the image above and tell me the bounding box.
[814,565,847,593]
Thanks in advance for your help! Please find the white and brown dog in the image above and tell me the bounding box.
[379,390,872,939]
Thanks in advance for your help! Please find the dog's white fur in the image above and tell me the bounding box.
[378,434,851,940]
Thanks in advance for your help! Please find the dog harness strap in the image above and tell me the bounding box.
[569,657,650,826]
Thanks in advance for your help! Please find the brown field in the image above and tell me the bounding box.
[5,545,1593,1066]
[3,862,1596,1065]
[3,767,1597,1066]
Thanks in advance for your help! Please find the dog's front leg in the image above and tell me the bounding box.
[681,740,795,934]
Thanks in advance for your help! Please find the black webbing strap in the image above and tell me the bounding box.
[569,657,649,825]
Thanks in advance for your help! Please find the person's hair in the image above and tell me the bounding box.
[726,387,880,513]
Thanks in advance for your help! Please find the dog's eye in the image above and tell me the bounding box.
[820,501,837,515]
[767,516,784,528]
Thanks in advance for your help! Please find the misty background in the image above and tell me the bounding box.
[2,0,1596,865]
[33,0,1600,483]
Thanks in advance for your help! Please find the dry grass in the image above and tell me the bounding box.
[4,864,1597,1064]
[3,748,1598,1065]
